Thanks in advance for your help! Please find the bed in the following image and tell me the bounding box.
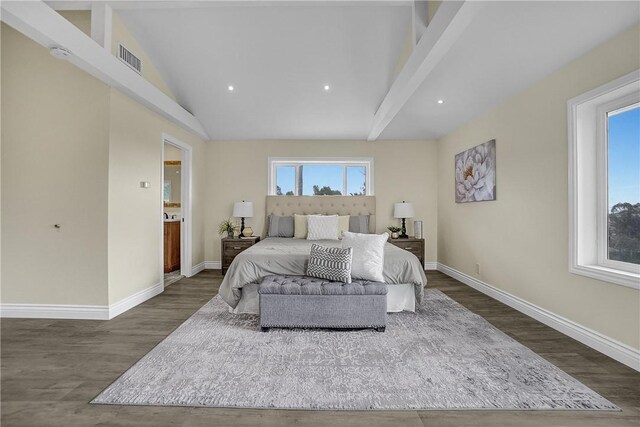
[218,195,427,314]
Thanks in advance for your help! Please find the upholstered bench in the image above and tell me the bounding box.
[258,275,387,332]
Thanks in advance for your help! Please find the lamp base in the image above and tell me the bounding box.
[399,218,409,238]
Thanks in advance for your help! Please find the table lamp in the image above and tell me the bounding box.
[232,201,254,237]
[393,201,414,239]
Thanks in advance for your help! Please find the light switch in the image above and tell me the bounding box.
[140,181,150,188]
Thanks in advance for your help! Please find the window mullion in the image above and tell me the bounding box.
[596,105,609,266]
[343,165,347,195]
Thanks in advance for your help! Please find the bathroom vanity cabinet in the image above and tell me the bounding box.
[164,220,181,273]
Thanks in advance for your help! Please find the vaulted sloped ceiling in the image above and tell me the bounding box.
[380,1,640,140]
[118,4,412,140]
[59,1,640,140]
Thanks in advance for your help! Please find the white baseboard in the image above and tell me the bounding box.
[205,261,221,270]
[108,282,163,319]
[437,263,640,371]
[1,281,164,321]
[191,261,205,275]
[0,303,109,320]
[425,262,437,270]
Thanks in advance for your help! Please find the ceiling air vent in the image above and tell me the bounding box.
[118,43,141,74]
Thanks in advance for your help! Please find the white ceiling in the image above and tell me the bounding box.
[118,4,411,140]
[115,1,639,141]
[380,1,640,140]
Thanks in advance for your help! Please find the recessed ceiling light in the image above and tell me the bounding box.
[227,85,234,91]
[323,85,330,91]
[437,99,444,104]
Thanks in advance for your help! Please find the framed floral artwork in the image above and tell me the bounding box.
[455,139,496,203]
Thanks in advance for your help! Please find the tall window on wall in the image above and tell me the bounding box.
[568,70,639,289]
[268,158,373,196]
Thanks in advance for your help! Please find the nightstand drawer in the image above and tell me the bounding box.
[223,255,239,267]
[388,237,425,266]
[395,242,421,252]
[224,242,252,256]
[221,237,260,274]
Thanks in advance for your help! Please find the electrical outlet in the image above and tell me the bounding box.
[475,263,480,274]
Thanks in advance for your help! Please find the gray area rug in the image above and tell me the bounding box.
[92,290,617,410]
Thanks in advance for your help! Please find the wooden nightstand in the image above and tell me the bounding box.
[221,237,260,274]
[388,237,425,267]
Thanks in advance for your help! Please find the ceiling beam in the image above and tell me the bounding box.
[90,2,112,49]
[413,0,428,44]
[1,1,209,140]
[367,0,483,141]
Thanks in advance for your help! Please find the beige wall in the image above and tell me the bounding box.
[205,140,438,263]
[437,25,640,349]
[111,11,177,102]
[58,10,91,36]
[1,23,206,307]
[107,90,206,304]
[164,144,182,161]
[57,10,177,102]
[1,23,3,295]
[1,24,111,305]
[427,1,441,22]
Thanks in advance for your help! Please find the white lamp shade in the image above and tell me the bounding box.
[394,202,414,219]
[232,201,253,218]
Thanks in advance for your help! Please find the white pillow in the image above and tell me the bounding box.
[294,214,308,239]
[341,231,389,282]
[307,215,340,240]
[338,215,350,239]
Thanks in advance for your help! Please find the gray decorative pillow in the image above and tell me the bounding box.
[349,215,370,234]
[306,244,353,283]
[268,215,294,238]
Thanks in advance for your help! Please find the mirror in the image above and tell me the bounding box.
[164,161,181,207]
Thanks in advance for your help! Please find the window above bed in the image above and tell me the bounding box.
[268,157,374,196]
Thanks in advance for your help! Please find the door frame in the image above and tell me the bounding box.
[161,133,193,281]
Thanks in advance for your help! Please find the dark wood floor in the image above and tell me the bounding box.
[2,270,639,426]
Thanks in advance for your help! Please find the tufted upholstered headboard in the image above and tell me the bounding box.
[265,195,376,236]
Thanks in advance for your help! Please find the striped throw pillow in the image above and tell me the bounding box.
[306,244,353,283]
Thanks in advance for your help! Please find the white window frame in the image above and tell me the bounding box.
[568,70,640,289]
[596,98,640,274]
[268,157,374,196]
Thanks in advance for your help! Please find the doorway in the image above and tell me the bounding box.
[161,134,192,287]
